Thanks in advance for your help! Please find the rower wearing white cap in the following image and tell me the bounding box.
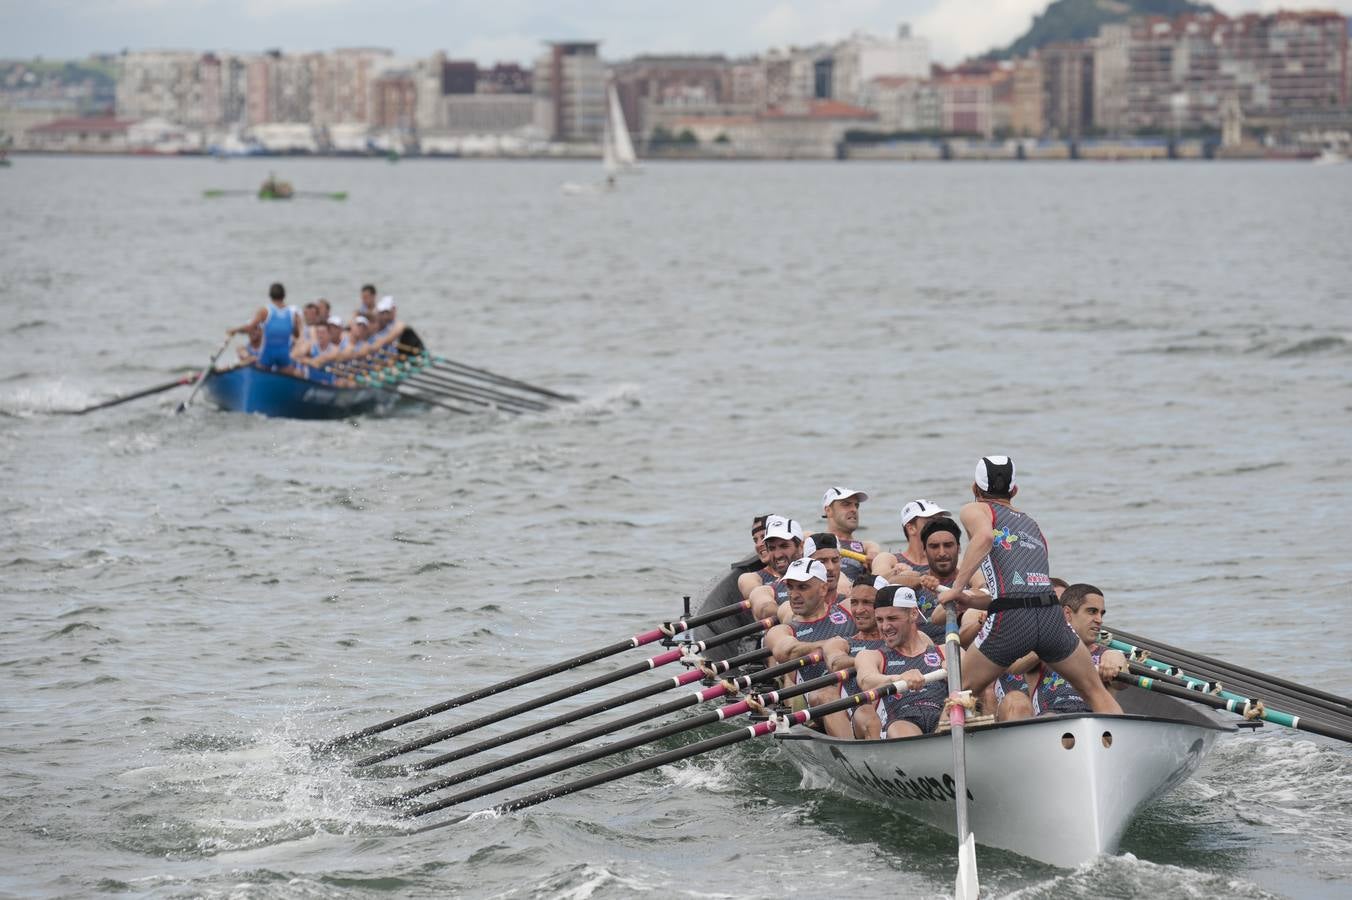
[819,486,879,587]
[939,456,1123,715]
[853,585,949,737]
[763,557,857,738]
[871,498,951,586]
[369,295,407,351]
[745,515,803,620]
[827,575,890,738]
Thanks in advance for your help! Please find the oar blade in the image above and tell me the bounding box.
[956,833,980,900]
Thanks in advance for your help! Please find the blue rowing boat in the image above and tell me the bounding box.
[202,365,395,419]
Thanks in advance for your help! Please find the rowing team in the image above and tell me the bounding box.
[742,455,1126,740]
[228,282,408,386]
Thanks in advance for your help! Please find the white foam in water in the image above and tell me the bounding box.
[657,758,736,793]
[1004,854,1281,899]
[0,381,99,416]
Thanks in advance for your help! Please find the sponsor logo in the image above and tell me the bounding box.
[1017,532,1046,552]
[993,526,1019,551]
[1011,572,1025,586]
[827,747,974,804]
[829,608,850,625]
[1025,572,1051,587]
[923,651,942,667]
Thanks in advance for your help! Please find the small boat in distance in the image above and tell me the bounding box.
[561,83,640,195]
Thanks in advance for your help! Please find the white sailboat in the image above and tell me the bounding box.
[607,84,639,174]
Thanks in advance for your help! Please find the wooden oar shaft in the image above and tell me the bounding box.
[1116,673,1352,743]
[357,617,773,768]
[839,548,869,564]
[402,641,822,784]
[318,600,752,750]
[402,668,853,817]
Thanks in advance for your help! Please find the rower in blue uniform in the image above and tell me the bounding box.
[853,585,948,737]
[939,456,1123,715]
[763,556,857,738]
[229,282,301,374]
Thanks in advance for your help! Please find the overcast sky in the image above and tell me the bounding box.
[2,1,1347,66]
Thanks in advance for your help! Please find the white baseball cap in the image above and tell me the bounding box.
[377,295,396,312]
[876,585,919,608]
[783,557,829,583]
[821,486,869,513]
[873,575,891,590]
[801,533,839,557]
[326,315,344,327]
[354,315,370,326]
[975,456,1016,493]
[763,515,803,543]
[901,499,950,527]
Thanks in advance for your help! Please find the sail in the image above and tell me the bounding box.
[608,84,638,169]
[602,104,618,175]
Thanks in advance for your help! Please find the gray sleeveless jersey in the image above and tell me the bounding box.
[979,503,1053,599]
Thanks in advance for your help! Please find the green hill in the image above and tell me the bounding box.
[994,0,1216,58]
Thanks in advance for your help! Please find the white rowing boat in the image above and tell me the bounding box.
[774,686,1231,868]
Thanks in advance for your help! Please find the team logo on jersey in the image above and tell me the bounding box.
[993,527,1019,550]
[829,607,850,625]
[923,651,942,667]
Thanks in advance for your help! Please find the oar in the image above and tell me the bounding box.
[175,335,234,414]
[343,359,520,414]
[942,602,979,900]
[399,668,855,816]
[412,669,948,830]
[292,191,348,200]
[401,639,818,783]
[1116,673,1352,743]
[1108,627,1352,712]
[1101,634,1352,727]
[203,189,253,198]
[60,373,197,415]
[406,349,577,403]
[399,369,551,411]
[316,599,753,751]
[362,371,536,414]
[353,617,775,767]
[839,548,869,565]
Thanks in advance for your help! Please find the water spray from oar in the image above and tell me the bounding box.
[59,373,199,415]
[398,667,856,817]
[410,669,948,831]
[316,599,754,752]
[353,616,775,768]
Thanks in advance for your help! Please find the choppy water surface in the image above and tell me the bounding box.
[1,156,1350,898]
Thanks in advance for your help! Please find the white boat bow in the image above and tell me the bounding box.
[774,686,1232,868]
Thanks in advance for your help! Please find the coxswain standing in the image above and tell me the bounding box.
[819,486,880,588]
[938,457,1122,715]
[229,282,300,374]
[763,557,857,738]
[852,585,948,737]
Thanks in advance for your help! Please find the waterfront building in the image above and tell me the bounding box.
[372,68,416,130]
[533,41,605,142]
[937,75,995,138]
[611,55,735,143]
[1041,43,1095,138]
[830,25,932,104]
[859,76,942,132]
[1093,24,1131,135]
[1011,57,1045,137]
[24,115,135,152]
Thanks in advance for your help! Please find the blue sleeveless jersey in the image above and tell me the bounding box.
[257,305,296,369]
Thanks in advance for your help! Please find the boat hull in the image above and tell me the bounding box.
[203,365,393,419]
[775,688,1229,868]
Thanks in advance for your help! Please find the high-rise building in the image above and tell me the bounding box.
[533,41,605,142]
[1041,43,1094,138]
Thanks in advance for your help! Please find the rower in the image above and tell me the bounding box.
[828,575,889,739]
[736,515,773,602]
[316,298,332,322]
[872,498,950,586]
[1031,583,1127,717]
[369,295,407,350]
[763,557,857,738]
[747,516,803,620]
[236,322,264,363]
[914,518,989,645]
[938,456,1123,715]
[819,486,879,586]
[229,282,300,373]
[298,315,338,384]
[852,585,948,737]
[803,533,848,608]
[356,283,378,322]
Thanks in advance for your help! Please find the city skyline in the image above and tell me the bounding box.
[5,0,1350,66]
